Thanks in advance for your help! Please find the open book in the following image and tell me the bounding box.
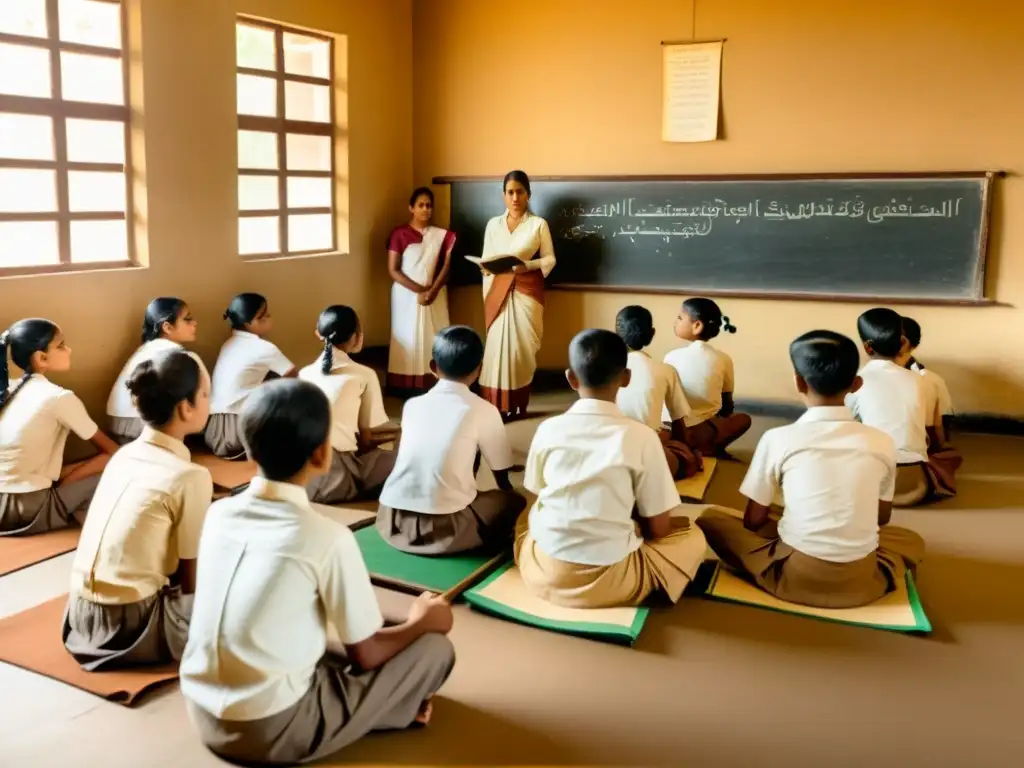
[464,254,523,275]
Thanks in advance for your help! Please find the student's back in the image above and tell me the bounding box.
[181,480,380,720]
[847,359,928,463]
[298,354,382,452]
[618,350,689,430]
[745,411,896,561]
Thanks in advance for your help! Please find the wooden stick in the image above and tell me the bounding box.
[440,552,509,602]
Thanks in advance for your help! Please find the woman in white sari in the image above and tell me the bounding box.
[386,187,456,395]
[478,171,557,420]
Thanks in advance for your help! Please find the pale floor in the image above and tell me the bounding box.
[2,394,1024,767]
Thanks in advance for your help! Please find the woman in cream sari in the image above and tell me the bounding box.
[386,187,456,395]
[478,171,557,420]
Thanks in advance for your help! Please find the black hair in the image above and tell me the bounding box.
[142,297,188,343]
[126,349,201,427]
[569,329,628,388]
[0,318,59,415]
[503,170,532,197]
[432,325,484,379]
[409,186,434,207]
[789,330,861,397]
[856,307,904,358]
[615,305,655,351]
[682,298,736,340]
[317,305,359,374]
[240,378,331,481]
[902,316,922,348]
[223,292,267,331]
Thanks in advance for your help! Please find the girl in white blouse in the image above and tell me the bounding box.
[477,170,556,420]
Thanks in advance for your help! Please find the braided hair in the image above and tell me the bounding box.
[0,319,59,415]
[682,298,737,340]
[316,305,359,374]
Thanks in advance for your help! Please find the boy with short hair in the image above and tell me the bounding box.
[515,329,707,609]
[846,308,960,505]
[181,379,455,766]
[378,326,527,555]
[614,305,701,479]
[698,330,926,608]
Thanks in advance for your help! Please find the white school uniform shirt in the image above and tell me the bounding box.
[912,362,953,416]
[180,478,384,722]
[845,359,930,464]
[740,406,897,563]
[209,331,293,414]
[662,340,735,427]
[107,339,209,419]
[298,351,388,453]
[380,379,513,514]
[70,427,213,604]
[617,350,691,430]
[0,375,98,493]
[525,399,681,566]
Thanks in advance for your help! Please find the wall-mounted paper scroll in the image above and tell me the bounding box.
[661,40,723,143]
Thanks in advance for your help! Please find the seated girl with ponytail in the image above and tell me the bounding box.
[107,297,201,444]
[0,319,120,537]
[206,293,295,458]
[663,298,752,458]
[298,306,398,504]
[64,348,213,670]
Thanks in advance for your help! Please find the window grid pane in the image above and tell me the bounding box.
[237,19,335,258]
[0,1,133,272]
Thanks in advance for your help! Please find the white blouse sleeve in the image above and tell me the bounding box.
[529,218,557,277]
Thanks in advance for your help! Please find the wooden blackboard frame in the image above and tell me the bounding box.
[433,171,1001,306]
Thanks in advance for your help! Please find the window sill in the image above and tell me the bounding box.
[0,261,144,281]
[240,250,346,263]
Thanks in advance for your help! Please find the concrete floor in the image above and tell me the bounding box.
[1,394,1023,767]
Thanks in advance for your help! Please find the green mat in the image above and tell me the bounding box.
[464,564,650,646]
[353,526,506,597]
[702,562,931,633]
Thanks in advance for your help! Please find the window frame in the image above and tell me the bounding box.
[236,17,337,261]
[0,0,135,277]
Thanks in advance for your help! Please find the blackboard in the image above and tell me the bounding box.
[439,173,995,304]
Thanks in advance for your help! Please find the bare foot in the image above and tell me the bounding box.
[413,697,433,726]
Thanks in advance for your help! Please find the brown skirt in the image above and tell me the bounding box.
[0,476,100,537]
[186,633,456,766]
[513,512,707,608]
[894,447,963,506]
[696,508,926,609]
[204,413,246,459]
[62,585,192,671]
[109,416,144,445]
[658,430,702,479]
[685,413,753,456]
[306,448,396,505]
[377,490,527,556]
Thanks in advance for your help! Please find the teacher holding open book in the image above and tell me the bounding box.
[471,170,556,420]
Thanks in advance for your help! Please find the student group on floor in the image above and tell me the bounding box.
[0,188,959,767]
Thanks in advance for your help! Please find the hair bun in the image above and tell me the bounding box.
[125,360,160,396]
[722,315,737,334]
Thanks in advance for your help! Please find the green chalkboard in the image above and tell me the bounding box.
[439,173,995,304]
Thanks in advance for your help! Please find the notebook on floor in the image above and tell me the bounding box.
[464,564,649,645]
[702,562,932,633]
[353,526,507,598]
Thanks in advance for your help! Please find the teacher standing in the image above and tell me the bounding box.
[478,170,556,420]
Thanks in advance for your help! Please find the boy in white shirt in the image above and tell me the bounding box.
[697,331,925,609]
[515,329,707,609]
[901,316,954,434]
[378,326,526,555]
[614,306,701,479]
[846,308,961,506]
[298,305,398,504]
[181,379,455,766]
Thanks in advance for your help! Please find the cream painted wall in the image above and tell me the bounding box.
[412,0,1024,416]
[0,0,412,421]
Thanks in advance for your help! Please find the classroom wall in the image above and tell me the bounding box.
[412,0,1024,416]
[0,0,413,418]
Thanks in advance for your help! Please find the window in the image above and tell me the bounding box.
[0,0,133,275]
[236,19,336,259]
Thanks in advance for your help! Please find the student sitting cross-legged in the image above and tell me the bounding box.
[697,331,926,609]
[298,305,398,504]
[614,305,702,479]
[64,349,213,669]
[378,326,527,555]
[514,329,708,609]
[847,308,961,505]
[181,379,455,766]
